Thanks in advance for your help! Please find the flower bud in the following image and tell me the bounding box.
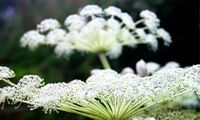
[121,67,134,75]
[90,69,102,76]
[136,59,147,77]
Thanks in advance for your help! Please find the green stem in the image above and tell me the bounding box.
[127,89,192,119]
[98,53,111,69]
[0,78,17,87]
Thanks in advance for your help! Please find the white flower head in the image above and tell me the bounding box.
[0,66,15,78]
[30,82,69,112]
[157,28,172,45]
[121,13,135,29]
[0,86,16,103]
[161,61,180,70]
[106,43,122,59]
[144,19,159,33]
[107,18,121,30]
[46,29,67,45]
[37,19,61,33]
[146,62,160,74]
[80,5,103,16]
[135,28,147,39]
[54,42,73,58]
[17,75,44,89]
[140,10,160,22]
[146,34,158,51]
[104,6,122,17]
[83,18,106,30]
[64,14,86,31]
[20,5,172,59]
[20,30,45,50]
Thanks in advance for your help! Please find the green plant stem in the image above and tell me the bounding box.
[0,78,17,87]
[125,89,192,119]
[98,53,111,69]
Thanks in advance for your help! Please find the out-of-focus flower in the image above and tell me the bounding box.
[136,59,147,77]
[161,61,180,70]
[20,30,45,50]
[90,69,102,76]
[20,5,172,59]
[146,62,160,75]
[157,28,172,45]
[80,5,103,16]
[37,19,61,33]
[121,67,135,75]
[104,6,122,17]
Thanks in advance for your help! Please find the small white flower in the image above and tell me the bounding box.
[46,29,67,45]
[0,66,15,78]
[17,75,44,90]
[106,43,122,59]
[146,34,158,51]
[104,6,122,17]
[146,62,160,74]
[54,42,73,58]
[64,14,85,31]
[144,19,159,33]
[135,28,147,39]
[20,30,45,50]
[107,18,121,30]
[157,28,172,45]
[161,61,180,70]
[30,82,70,112]
[120,28,137,46]
[80,5,103,16]
[83,18,106,30]
[0,86,16,103]
[140,10,160,22]
[121,13,135,29]
[37,19,61,33]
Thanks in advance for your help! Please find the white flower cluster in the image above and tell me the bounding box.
[0,65,199,119]
[20,30,45,50]
[37,19,61,33]
[0,66,15,78]
[20,5,171,59]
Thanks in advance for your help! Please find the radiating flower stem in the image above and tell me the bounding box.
[124,89,192,119]
[0,78,17,87]
[98,53,111,69]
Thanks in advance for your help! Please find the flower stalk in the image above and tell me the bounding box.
[98,53,111,69]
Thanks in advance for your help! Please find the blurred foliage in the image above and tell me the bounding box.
[139,101,200,120]
[0,0,199,120]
